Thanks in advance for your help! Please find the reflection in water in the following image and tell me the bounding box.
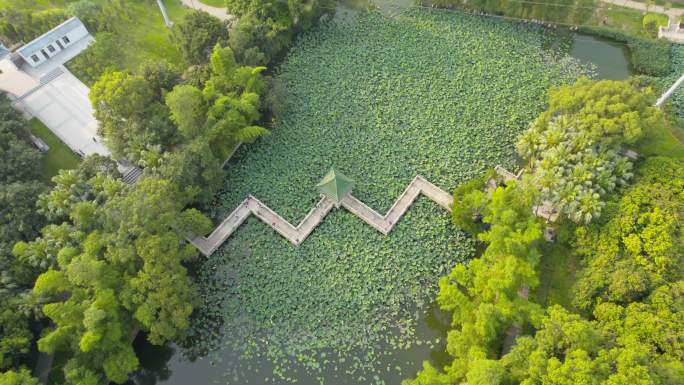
[570,33,633,80]
[123,335,175,385]
[128,301,452,385]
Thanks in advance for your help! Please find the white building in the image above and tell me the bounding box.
[16,17,91,68]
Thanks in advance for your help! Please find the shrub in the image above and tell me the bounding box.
[642,13,668,37]
[0,9,67,45]
[65,32,124,85]
[630,37,672,76]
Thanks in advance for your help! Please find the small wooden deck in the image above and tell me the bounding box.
[189,175,454,256]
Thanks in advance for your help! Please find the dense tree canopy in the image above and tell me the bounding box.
[516,78,663,223]
[0,8,67,45]
[226,0,334,65]
[172,10,229,65]
[406,158,684,385]
[0,368,38,385]
[504,296,684,385]
[407,180,543,385]
[0,95,47,375]
[28,169,211,384]
[573,157,684,311]
[160,44,268,204]
[525,78,662,145]
[90,70,178,163]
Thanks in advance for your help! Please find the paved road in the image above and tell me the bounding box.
[180,0,235,21]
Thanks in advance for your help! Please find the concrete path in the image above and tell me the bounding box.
[189,175,454,256]
[13,66,109,157]
[0,59,39,96]
[180,0,235,22]
[600,0,684,17]
[656,72,684,106]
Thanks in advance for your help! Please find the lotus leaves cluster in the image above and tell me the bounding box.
[183,8,587,384]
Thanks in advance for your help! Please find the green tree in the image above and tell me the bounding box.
[157,139,224,205]
[0,8,67,45]
[66,0,128,34]
[0,299,32,370]
[526,78,661,146]
[407,180,543,385]
[171,10,228,65]
[166,85,208,139]
[138,60,182,99]
[28,172,212,384]
[572,157,684,312]
[67,32,125,85]
[516,78,663,223]
[0,368,38,385]
[160,45,269,206]
[0,95,47,374]
[450,172,491,235]
[0,96,43,184]
[90,71,178,162]
[504,291,684,385]
[0,181,46,261]
[226,0,335,65]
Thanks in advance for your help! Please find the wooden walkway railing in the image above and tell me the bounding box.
[189,175,454,256]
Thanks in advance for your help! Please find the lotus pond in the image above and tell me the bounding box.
[130,7,594,385]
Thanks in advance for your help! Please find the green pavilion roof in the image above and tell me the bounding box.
[316,169,354,204]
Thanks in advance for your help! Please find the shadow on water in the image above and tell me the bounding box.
[126,301,452,385]
[126,303,451,385]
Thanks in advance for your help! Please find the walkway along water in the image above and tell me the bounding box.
[189,175,454,256]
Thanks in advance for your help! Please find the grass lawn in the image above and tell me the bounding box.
[20,0,191,84]
[637,0,684,9]
[118,0,189,72]
[636,117,684,159]
[198,0,226,7]
[592,4,648,36]
[28,118,81,182]
[636,112,684,158]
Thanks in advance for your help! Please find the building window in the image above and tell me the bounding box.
[31,54,39,63]
[40,49,49,60]
[47,44,56,53]
[62,36,70,44]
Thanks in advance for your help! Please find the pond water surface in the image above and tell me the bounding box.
[569,33,633,80]
[126,301,451,385]
[123,9,633,385]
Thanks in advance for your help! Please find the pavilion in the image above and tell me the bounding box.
[316,169,354,207]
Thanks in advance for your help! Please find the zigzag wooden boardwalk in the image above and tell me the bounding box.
[190,175,454,256]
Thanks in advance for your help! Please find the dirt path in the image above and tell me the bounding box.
[179,0,235,22]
